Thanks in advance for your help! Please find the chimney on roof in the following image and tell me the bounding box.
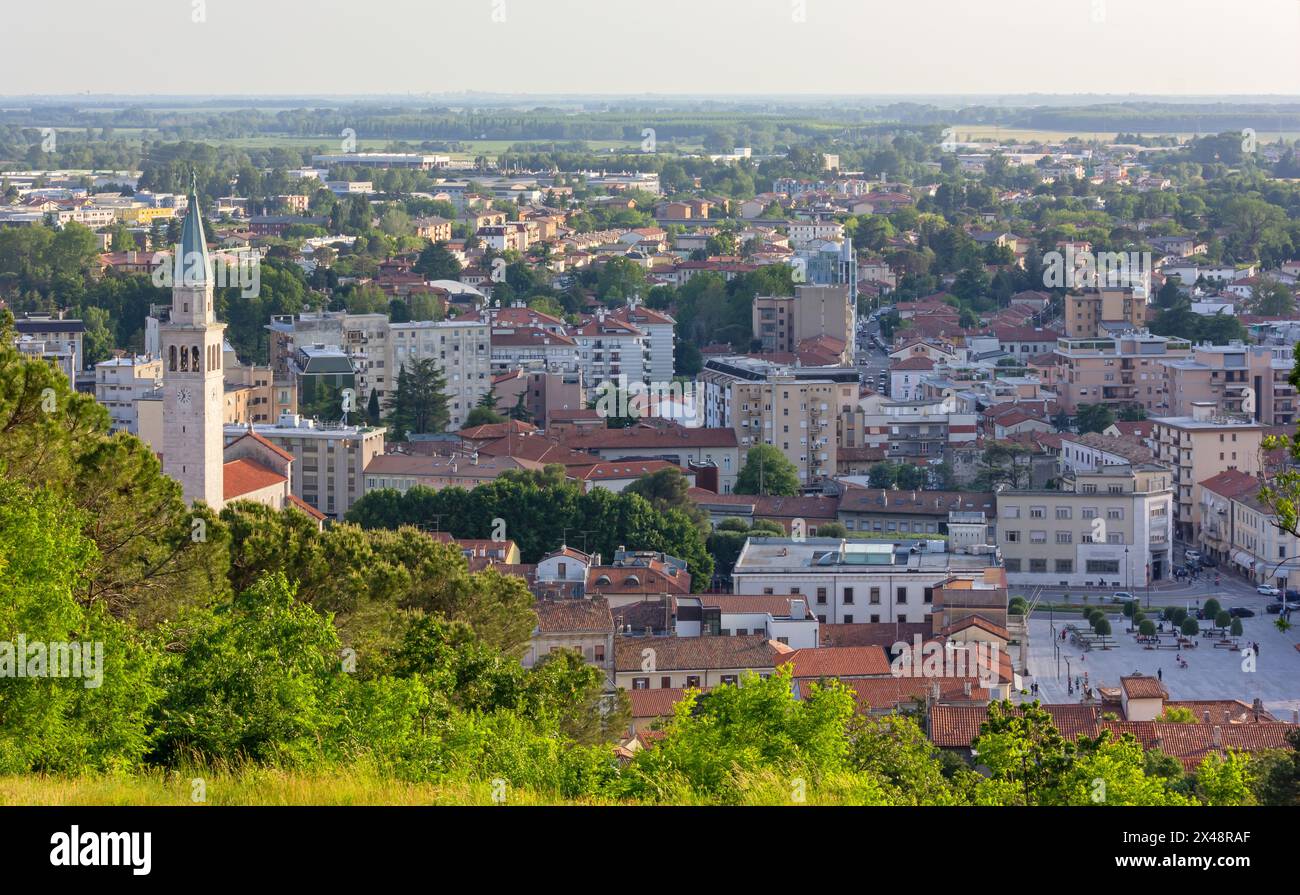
[963,680,972,697]
[1204,710,1211,723]
[1212,725,1223,748]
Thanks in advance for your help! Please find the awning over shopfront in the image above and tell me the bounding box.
[1231,550,1256,570]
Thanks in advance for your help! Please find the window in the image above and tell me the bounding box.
[870,587,881,604]
[843,615,853,624]
[1030,530,1047,544]
[1005,558,1022,572]
[1005,530,1021,542]
[720,675,738,685]
[1055,559,1073,573]
[1056,531,1073,544]
[685,676,701,688]
[1086,560,1121,574]
[897,586,907,603]
[632,678,649,690]
[1056,507,1072,520]
[1107,508,1123,520]
[1030,558,1047,573]
[816,587,827,604]
[661,677,672,689]
[1029,506,1045,519]
[843,587,855,605]
[1003,505,1021,518]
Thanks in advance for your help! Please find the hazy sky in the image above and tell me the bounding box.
[5,0,1299,96]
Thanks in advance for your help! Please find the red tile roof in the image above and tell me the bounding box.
[776,645,893,679]
[226,429,295,463]
[223,458,287,501]
[801,676,989,712]
[1122,675,1168,700]
[627,686,698,718]
[614,634,789,672]
[287,494,326,521]
[891,355,936,371]
[533,597,614,634]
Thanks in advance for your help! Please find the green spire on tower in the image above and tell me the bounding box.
[174,169,211,287]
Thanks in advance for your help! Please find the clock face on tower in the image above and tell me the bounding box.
[177,388,192,407]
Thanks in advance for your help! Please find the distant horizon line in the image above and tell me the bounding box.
[4,92,1300,103]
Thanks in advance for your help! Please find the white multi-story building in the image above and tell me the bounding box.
[386,319,492,430]
[731,537,1003,626]
[95,355,163,433]
[607,302,676,385]
[225,413,385,521]
[571,311,649,389]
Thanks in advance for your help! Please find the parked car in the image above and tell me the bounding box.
[1200,556,1217,568]
[1185,550,1202,564]
[1266,602,1299,614]
[1285,589,1300,601]
[1256,584,1281,597]
[1229,607,1256,618]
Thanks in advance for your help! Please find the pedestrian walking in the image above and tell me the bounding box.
[1157,667,1162,681]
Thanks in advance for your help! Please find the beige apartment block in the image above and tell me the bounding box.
[1055,331,1191,413]
[1162,342,1257,419]
[752,284,855,361]
[1247,344,1297,427]
[227,414,386,520]
[701,356,860,485]
[387,318,492,430]
[1064,286,1146,339]
[996,464,1174,588]
[1150,402,1263,543]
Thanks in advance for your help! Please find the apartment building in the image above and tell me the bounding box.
[12,316,84,382]
[1150,402,1263,543]
[266,310,391,401]
[606,302,676,384]
[1197,469,1263,572]
[1245,344,1296,427]
[997,463,1174,588]
[489,327,580,373]
[387,318,492,430]
[752,284,855,361]
[1162,343,1255,418]
[224,355,293,425]
[226,413,386,520]
[559,423,741,493]
[1064,287,1146,339]
[1230,490,1299,589]
[94,355,163,433]
[862,398,979,466]
[701,356,861,484]
[492,368,585,428]
[1055,331,1191,413]
[730,537,1004,626]
[572,312,650,388]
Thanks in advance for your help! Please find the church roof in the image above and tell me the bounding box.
[226,429,295,463]
[223,458,287,501]
[174,185,212,287]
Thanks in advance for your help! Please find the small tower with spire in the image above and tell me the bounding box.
[161,173,227,508]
